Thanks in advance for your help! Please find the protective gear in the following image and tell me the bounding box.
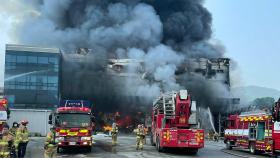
[214,133,219,142]
[134,125,145,150]
[9,127,17,137]
[0,126,15,158]
[12,122,18,128]
[44,129,57,158]
[111,123,118,146]
[9,126,18,158]
[20,120,28,126]
[16,125,29,158]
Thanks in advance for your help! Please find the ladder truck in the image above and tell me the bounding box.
[150,90,204,154]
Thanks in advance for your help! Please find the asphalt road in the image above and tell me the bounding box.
[24,135,270,158]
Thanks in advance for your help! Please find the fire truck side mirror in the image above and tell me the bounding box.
[48,120,52,125]
[91,117,95,122]
[48,114,53,125]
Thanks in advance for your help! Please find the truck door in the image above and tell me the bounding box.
[256,122,265,140]
[249,122,257,140]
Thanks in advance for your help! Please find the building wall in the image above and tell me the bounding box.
[0,87,3,98]
[7,109,52,136]
[4,44,61,109]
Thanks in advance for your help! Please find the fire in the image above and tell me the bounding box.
[103,125,112,132]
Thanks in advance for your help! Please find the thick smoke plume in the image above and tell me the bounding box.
[11,0,230,114]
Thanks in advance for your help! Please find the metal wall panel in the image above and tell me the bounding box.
[7,109,52,136]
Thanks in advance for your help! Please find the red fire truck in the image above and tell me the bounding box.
[0,98,9,134]
[49,100,95,152]
[150,90,204,154]
[224,98,280,157]
[224,110,273,154]
[272,98,280,157]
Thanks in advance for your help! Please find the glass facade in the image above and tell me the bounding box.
[4,45,61,109]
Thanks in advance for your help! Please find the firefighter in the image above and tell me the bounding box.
[134,124,145,150]
[143,125,148,145]
[111,123,118,146]
[0,124,14,158]
[9,122,19,136]
[16,120,29,158]
[44,127,57,158]
[214,132,219,142]
[9,122,18,158]
[209,130,214,141]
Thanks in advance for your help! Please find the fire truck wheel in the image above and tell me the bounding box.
[86,146,92,152]
[189,149,198,155]
[150,134,155,146]
[156,137,163,152]
[226,140,232,150]
[272,153,279,158]
[249,143,256,155]
[57,147,62,153]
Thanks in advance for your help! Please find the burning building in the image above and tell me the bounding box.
[5,0,241,131]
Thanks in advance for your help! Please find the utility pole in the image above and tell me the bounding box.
[218,113,221,136]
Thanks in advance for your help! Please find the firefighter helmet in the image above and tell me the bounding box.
[13,122,19,127]
[20,120,29,125]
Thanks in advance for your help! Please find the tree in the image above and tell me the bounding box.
[252,97,275,109]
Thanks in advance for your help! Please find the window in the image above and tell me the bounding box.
[16,83,26,90]
[6,63,16,70]
[30,76,36,82]
[38,57,48,64]
[49,57,58,64]
[6,55,16,62]
[16,76,27,83]
[28,56,37,63]
[48,76,58,83]
[37,76,47,83]
[17,56,27,63]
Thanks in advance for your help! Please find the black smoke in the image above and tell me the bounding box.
[15,0,231,114]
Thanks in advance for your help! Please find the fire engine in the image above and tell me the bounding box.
[224,110,273,154]
[150,90,204,154]
[272,98,280,157]
[0,98,9,134]
[49,100,95,152]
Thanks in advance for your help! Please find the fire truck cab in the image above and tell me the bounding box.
[49,100,95,152]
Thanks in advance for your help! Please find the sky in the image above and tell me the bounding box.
[204,0,280,90]
[0,1,279,90]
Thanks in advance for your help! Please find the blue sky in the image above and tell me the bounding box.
[205,0,280,90]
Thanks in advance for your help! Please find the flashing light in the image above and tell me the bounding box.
[59,129,67,133]
[57,107,91,113]
[163,130,170,142]
[0,99,8,107]
[79,129,88,133]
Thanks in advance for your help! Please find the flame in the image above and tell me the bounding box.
[103,125,112,132]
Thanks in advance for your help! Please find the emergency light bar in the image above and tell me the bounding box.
[57,107,91,113]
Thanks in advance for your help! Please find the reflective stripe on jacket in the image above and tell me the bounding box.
[16,128,29,143]
[45,131,57,148]
[112,127,118,134]
[0,135,12,156]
